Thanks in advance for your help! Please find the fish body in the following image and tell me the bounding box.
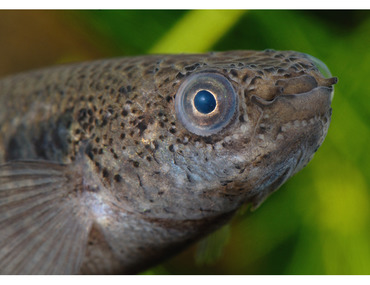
[0,50,337,274]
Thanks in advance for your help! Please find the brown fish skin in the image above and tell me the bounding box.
[0,50,337,274]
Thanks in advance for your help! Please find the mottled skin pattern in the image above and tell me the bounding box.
[0,50,337,274]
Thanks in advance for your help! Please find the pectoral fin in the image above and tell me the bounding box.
[0,161,92,274]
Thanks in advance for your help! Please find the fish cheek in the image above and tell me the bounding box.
[244,90,330,198]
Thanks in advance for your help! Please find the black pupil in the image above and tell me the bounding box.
[194,90,216,114]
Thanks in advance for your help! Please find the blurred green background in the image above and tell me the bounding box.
[1,10,369,275]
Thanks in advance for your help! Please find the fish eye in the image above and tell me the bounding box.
[175,72,237,136]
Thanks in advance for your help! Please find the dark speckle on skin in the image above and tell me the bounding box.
[230,69,238,77]
[102,168,109,178]
[114,174,122,182]
[168,145,174,152]
[137,121,147,135]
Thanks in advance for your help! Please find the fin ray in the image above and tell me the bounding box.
[0,185,62,222]
[2,207,65,274]
[0,160,92,274]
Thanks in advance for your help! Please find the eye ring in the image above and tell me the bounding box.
[175,72,237,136]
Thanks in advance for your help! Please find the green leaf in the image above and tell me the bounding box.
[195,224,231,265]
[149,10,246,53]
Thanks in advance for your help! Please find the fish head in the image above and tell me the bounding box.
[97,50,337,221]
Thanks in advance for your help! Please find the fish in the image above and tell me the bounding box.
[0,50,337,274]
